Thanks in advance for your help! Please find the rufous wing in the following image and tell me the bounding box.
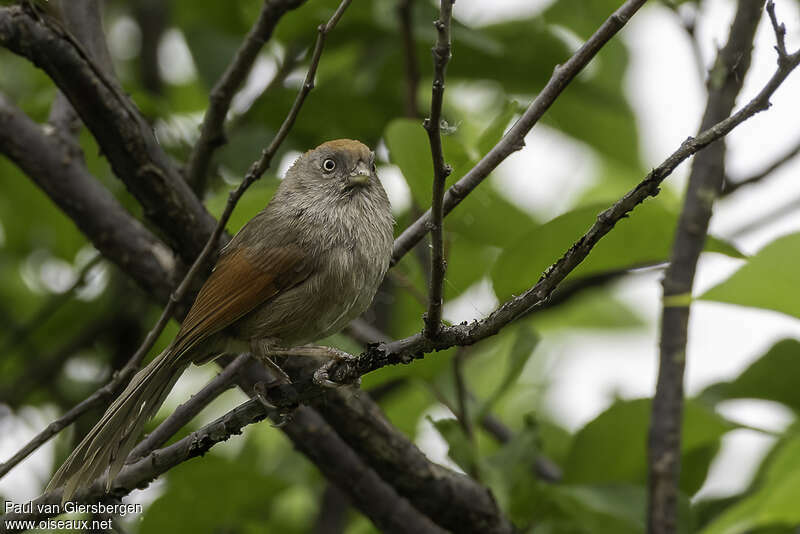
[172,244,311,358]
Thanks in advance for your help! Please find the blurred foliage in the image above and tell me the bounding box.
[701,232,800,319]
[1,0,799,533]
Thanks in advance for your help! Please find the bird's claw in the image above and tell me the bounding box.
[254,380,295,425]
[313,351,360,389]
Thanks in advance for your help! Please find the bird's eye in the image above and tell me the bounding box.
[322,158,336,172]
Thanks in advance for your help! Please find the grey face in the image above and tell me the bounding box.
[311,146,377,192]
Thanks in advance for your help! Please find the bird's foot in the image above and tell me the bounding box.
[253,380,295,427]
[312,349,360,388]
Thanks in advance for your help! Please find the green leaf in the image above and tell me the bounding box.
[476,326,539,421]
[563,398,735,496]
[384,118,538,247]
[140,454,289,534]
[531,287,645,331]
[483,420,549,524]
[432,417,479,474]
[701,232,800,320]
[700,433,800,534]
[700,339,800,412]
[541,484,691,534]
[492,201,744,302]
[443,234,500,299]
[477,99,525,155]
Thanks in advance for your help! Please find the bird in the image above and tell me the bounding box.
[47,139,395,502]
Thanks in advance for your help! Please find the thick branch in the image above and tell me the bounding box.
[48,0,115,135]
[648,2,765,532]
[0,95,178,303]
[312,389,514,534]
[423,0,454,338]
[0,5,218,262]
[391,0,648,265]
[281,406,447,534]
[0,0,354,488]
[185,0,307,193]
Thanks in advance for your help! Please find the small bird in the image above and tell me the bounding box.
[47,139,394,502]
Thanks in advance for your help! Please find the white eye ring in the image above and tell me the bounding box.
[322,158,336,172]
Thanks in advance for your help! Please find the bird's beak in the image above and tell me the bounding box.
[348,161,372,186]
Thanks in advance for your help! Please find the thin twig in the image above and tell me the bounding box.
[0,0,352,482]
[185,0,307,194]
[398,0,421,118]
[390,0,648,266]
[388,270,428,306]
[0,398,272,532]
[246,0,353,182]
[0,398,445,534]
[127,354,250,461]
[223,42,302,138]
[423,0,454,338]
[298,35,800,391]
[722,136,800,195]
[767,0,787,59]
[431,384,562,483]
[730,191,800,237]
[648,1,766,532]
[664,0,706,82]
[452,348,473,441]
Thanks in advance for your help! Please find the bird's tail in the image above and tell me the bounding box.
[47,347,187,503]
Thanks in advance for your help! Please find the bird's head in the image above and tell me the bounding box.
[284,139,379,196]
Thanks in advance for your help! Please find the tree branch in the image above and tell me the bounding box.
[397,0,421,118]
[311,485,350,534]
[0,393,445,534]
[730,190,800,237]
[131,0,168,95]
[0,5,218,263]
[423,0,454,338]
[648,2,765,532]
[311,389,514,534]
[297,32,800,390]
[390,0,648,266]
[48,0,115,137]
[0,94,178,304]
[127,354,251,461]
[721,135,800,195]
[184,0,307,194]
[0,0,353,487]
[0,398,270,533]
[244,0,353,182]
[280,406,447,534]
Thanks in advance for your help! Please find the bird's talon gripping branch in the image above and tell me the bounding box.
[313,348,358,388]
